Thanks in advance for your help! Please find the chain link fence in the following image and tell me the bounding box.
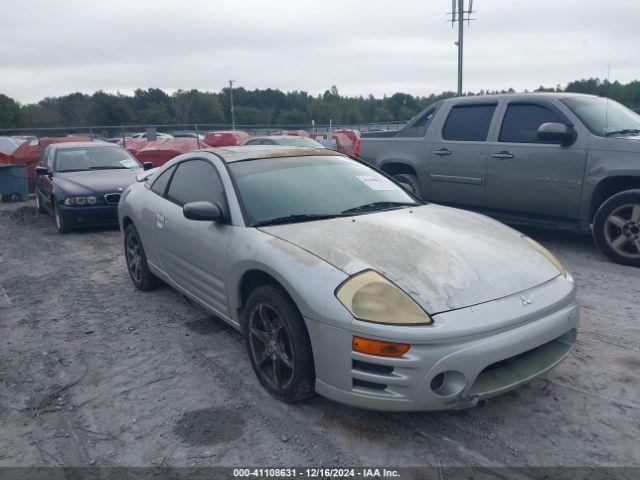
[0,121,405,141]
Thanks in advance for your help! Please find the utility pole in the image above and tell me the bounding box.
[229,80,236,130]
[450,0,475,96]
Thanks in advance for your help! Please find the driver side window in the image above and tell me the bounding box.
[166,159,226,207]
[499,103,567,143]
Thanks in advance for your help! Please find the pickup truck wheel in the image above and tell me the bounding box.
[243,285,315,403]
[393,174,421,197]
[593,189,640,267]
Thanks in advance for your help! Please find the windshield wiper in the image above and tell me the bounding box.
[254,214,342,227]
[605,129,640,137]
[89,166,129,170]
[341,201,418,214]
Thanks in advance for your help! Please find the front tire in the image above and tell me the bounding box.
[36,191,47,213]
[393,173,421,198]
[243,285,315,403]
[124,224,162,290]
[593,189,640,267]
[53,201,71,233]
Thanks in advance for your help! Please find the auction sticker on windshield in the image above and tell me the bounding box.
[120,158,139,168]
[356,175,396,191]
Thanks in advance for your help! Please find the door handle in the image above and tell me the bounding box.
[492,151,514,159]
[155,213,165,229]
[433,148,451,156]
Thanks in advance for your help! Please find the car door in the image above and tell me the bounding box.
[37,146,55,211]
[486,101,587,219]
[426,102,498,207]
[154,158,231,317]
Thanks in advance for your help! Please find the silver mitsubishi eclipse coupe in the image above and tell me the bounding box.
[118,146,578,411]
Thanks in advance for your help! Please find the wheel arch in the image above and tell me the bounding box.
[380,161,418,177]
[590,176,640,221]
[236,269,305,325]
[121,215,134,230]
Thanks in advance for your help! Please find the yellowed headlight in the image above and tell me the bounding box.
[523,236,569,279]
[335,270,432,325]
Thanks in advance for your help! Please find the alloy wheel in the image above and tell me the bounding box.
[125,231,143,284]
[604,204,640,259]
[248,303,295,391]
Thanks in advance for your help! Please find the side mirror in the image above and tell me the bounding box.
[35,166,50,176]
[537,122,576,146]
[142,162,153,171]
[183,201,225,222]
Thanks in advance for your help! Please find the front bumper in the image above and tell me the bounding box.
[58,204,119,227]
[306,276,579,411]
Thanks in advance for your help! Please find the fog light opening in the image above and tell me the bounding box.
[430,371,466,397]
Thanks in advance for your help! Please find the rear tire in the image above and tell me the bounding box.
[593,189,640,267]
[124,224,163,290]
[243,285,315,403]
[393,173,421,198]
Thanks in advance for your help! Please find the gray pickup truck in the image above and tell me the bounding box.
[359,93,640,267]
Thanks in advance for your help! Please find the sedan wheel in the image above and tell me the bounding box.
[593,190,640,267]
[244,285,315,403]
[36,192,47,214]
[54,202,70,233]
[124,224,162,290]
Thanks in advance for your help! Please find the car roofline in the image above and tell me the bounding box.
[198,146,346,163]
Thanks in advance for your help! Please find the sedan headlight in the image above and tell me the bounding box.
[523,236,572,281]
[64,196,98,206]
[335,270,432,325]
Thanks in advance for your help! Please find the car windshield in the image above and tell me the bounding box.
[562,96,640,136]
[228,155,419,226]
[55,146,140,172]
[274,137,322,147]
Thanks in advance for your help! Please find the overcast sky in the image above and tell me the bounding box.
[1,0,638,103]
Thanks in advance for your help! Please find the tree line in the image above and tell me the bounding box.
[1,78,639,130]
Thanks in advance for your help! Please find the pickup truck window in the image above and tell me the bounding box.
[499,103,565,143]
[395,105,439,138]
[442,104,496,141]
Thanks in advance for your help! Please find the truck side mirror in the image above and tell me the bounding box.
[537,123,576,146]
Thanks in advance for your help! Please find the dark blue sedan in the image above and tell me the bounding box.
[34,142,151,233]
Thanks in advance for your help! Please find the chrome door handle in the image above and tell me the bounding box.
[155,213,165,229]
[433,148,451,156]
[492,151,514,159]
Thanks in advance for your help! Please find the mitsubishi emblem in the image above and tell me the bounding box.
[521,295,534,307]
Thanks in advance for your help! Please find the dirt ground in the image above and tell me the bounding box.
[0,201,639,468]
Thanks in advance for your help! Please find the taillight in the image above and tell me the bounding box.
[352,138,361,157]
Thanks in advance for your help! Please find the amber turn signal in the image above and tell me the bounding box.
[352,336,410,357]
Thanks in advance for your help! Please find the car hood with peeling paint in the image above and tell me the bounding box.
[259,204,561,314]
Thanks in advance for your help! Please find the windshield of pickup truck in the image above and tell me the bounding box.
[562,96,640,137]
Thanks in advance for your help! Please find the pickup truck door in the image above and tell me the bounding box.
[426,102,498,207]
[486,101,587,219]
